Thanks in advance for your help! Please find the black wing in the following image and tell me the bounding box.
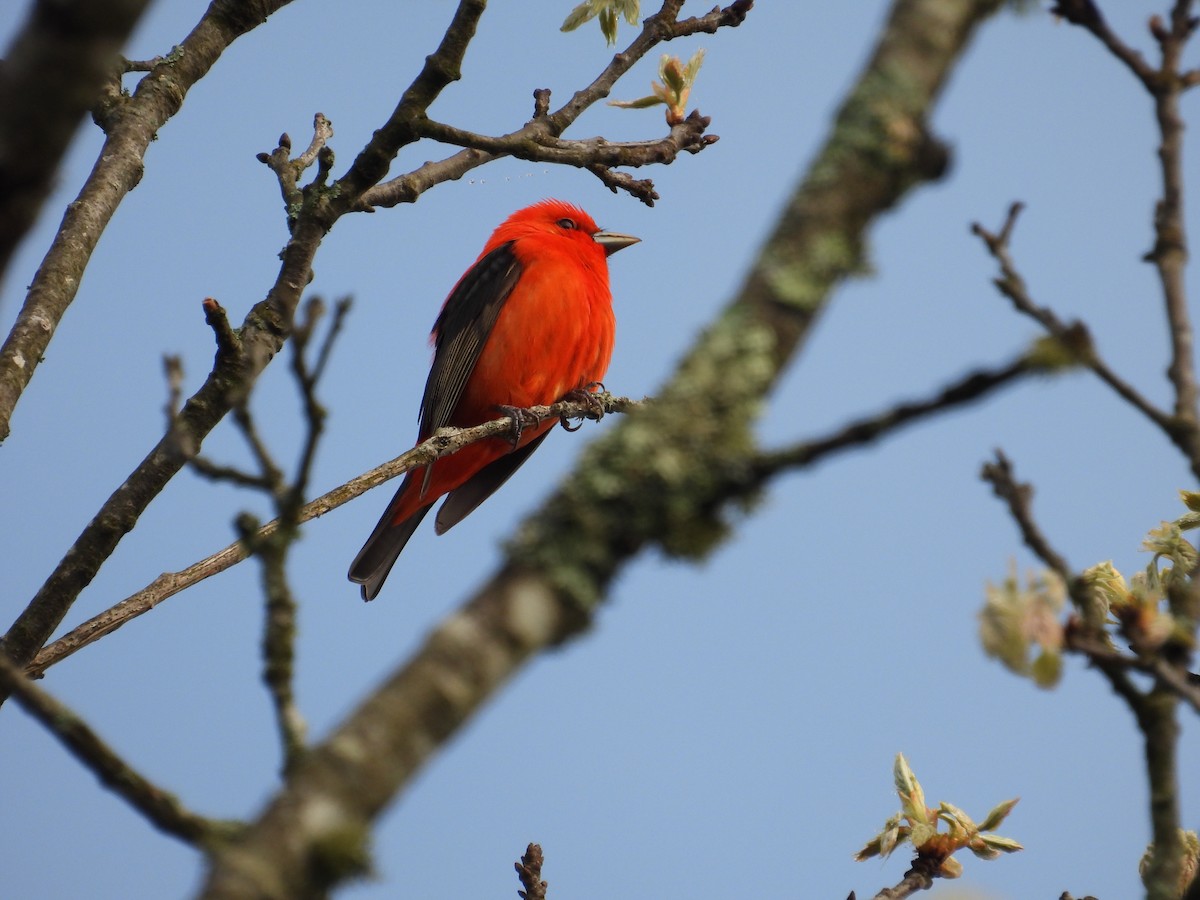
[419,241,522,440]
[434,431,551,534]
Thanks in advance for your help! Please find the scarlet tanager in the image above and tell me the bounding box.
[349,199,639,600]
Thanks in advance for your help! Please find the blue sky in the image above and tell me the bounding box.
[1,2,1196,898]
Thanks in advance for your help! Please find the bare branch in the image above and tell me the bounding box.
[979,450,1073,583]
[361,0,753,210]
[25,393,640,678]
[415,110,717,206]
[197,3,1007,894]
[971,204,1189,457]
[0,0,153,286]
[1050,1,1158,84]
[0,652,238,846]
[0,0,298,444]
[1050,2,1200,471]
[1146,3,1199,451]
[752,355,1031,484]
[256,114,335,230]
[869,856,940,898]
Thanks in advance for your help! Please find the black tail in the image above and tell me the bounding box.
[348,500,432,601]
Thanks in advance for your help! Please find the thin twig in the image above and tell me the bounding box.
[361,0,752,209]
[0,652,239,846]
[1051,2,1200,476]
[971,204,1184,448]
[27,393,640,678]
[515,843,548,900]
[751,355,1031,484]
[869,856,940,899]
[240,512,307,776]
[194,296,353,774]
[979,450,1073,583]
[415,111,715,205]
[1050,1,1158,83]
[1146,3,1200,459]
[1065,630,1200,715]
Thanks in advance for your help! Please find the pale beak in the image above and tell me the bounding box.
[593,230,640,256]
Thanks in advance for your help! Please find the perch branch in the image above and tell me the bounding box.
[26,393,639,678]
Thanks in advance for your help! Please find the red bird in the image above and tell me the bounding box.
[349,200,639,600]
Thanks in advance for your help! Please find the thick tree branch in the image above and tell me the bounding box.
[0,0,297,444]
[0,0,152,286]
[198,3,1006,895]
[0,652,238,847]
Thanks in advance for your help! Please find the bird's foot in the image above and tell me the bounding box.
[559,382,607,432]
[496,404,541,448]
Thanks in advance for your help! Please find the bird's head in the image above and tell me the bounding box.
[496,199,640,259]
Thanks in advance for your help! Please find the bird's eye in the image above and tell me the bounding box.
[557,217,577,230]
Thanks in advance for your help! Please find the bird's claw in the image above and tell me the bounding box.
[496,404,540,448]
[559,383,607,431]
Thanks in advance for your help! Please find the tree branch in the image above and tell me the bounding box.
[0,0,298,444]
[1064,630,1200,715]
[197,3,1007,895]
[971,203,1196,465]
[0,651,238,847]
[979,449,1074,583]
[1051,2,1200,470]
[25,393,638,678]
[414,110,717,206]
[980,448,1188,899]
[0,0,153,287]
[360,0,752,210]
[869,856,940,898]
[3,0,746,694]
[751,355,1031,484]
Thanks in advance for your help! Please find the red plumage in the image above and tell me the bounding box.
[348,200,638,600]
